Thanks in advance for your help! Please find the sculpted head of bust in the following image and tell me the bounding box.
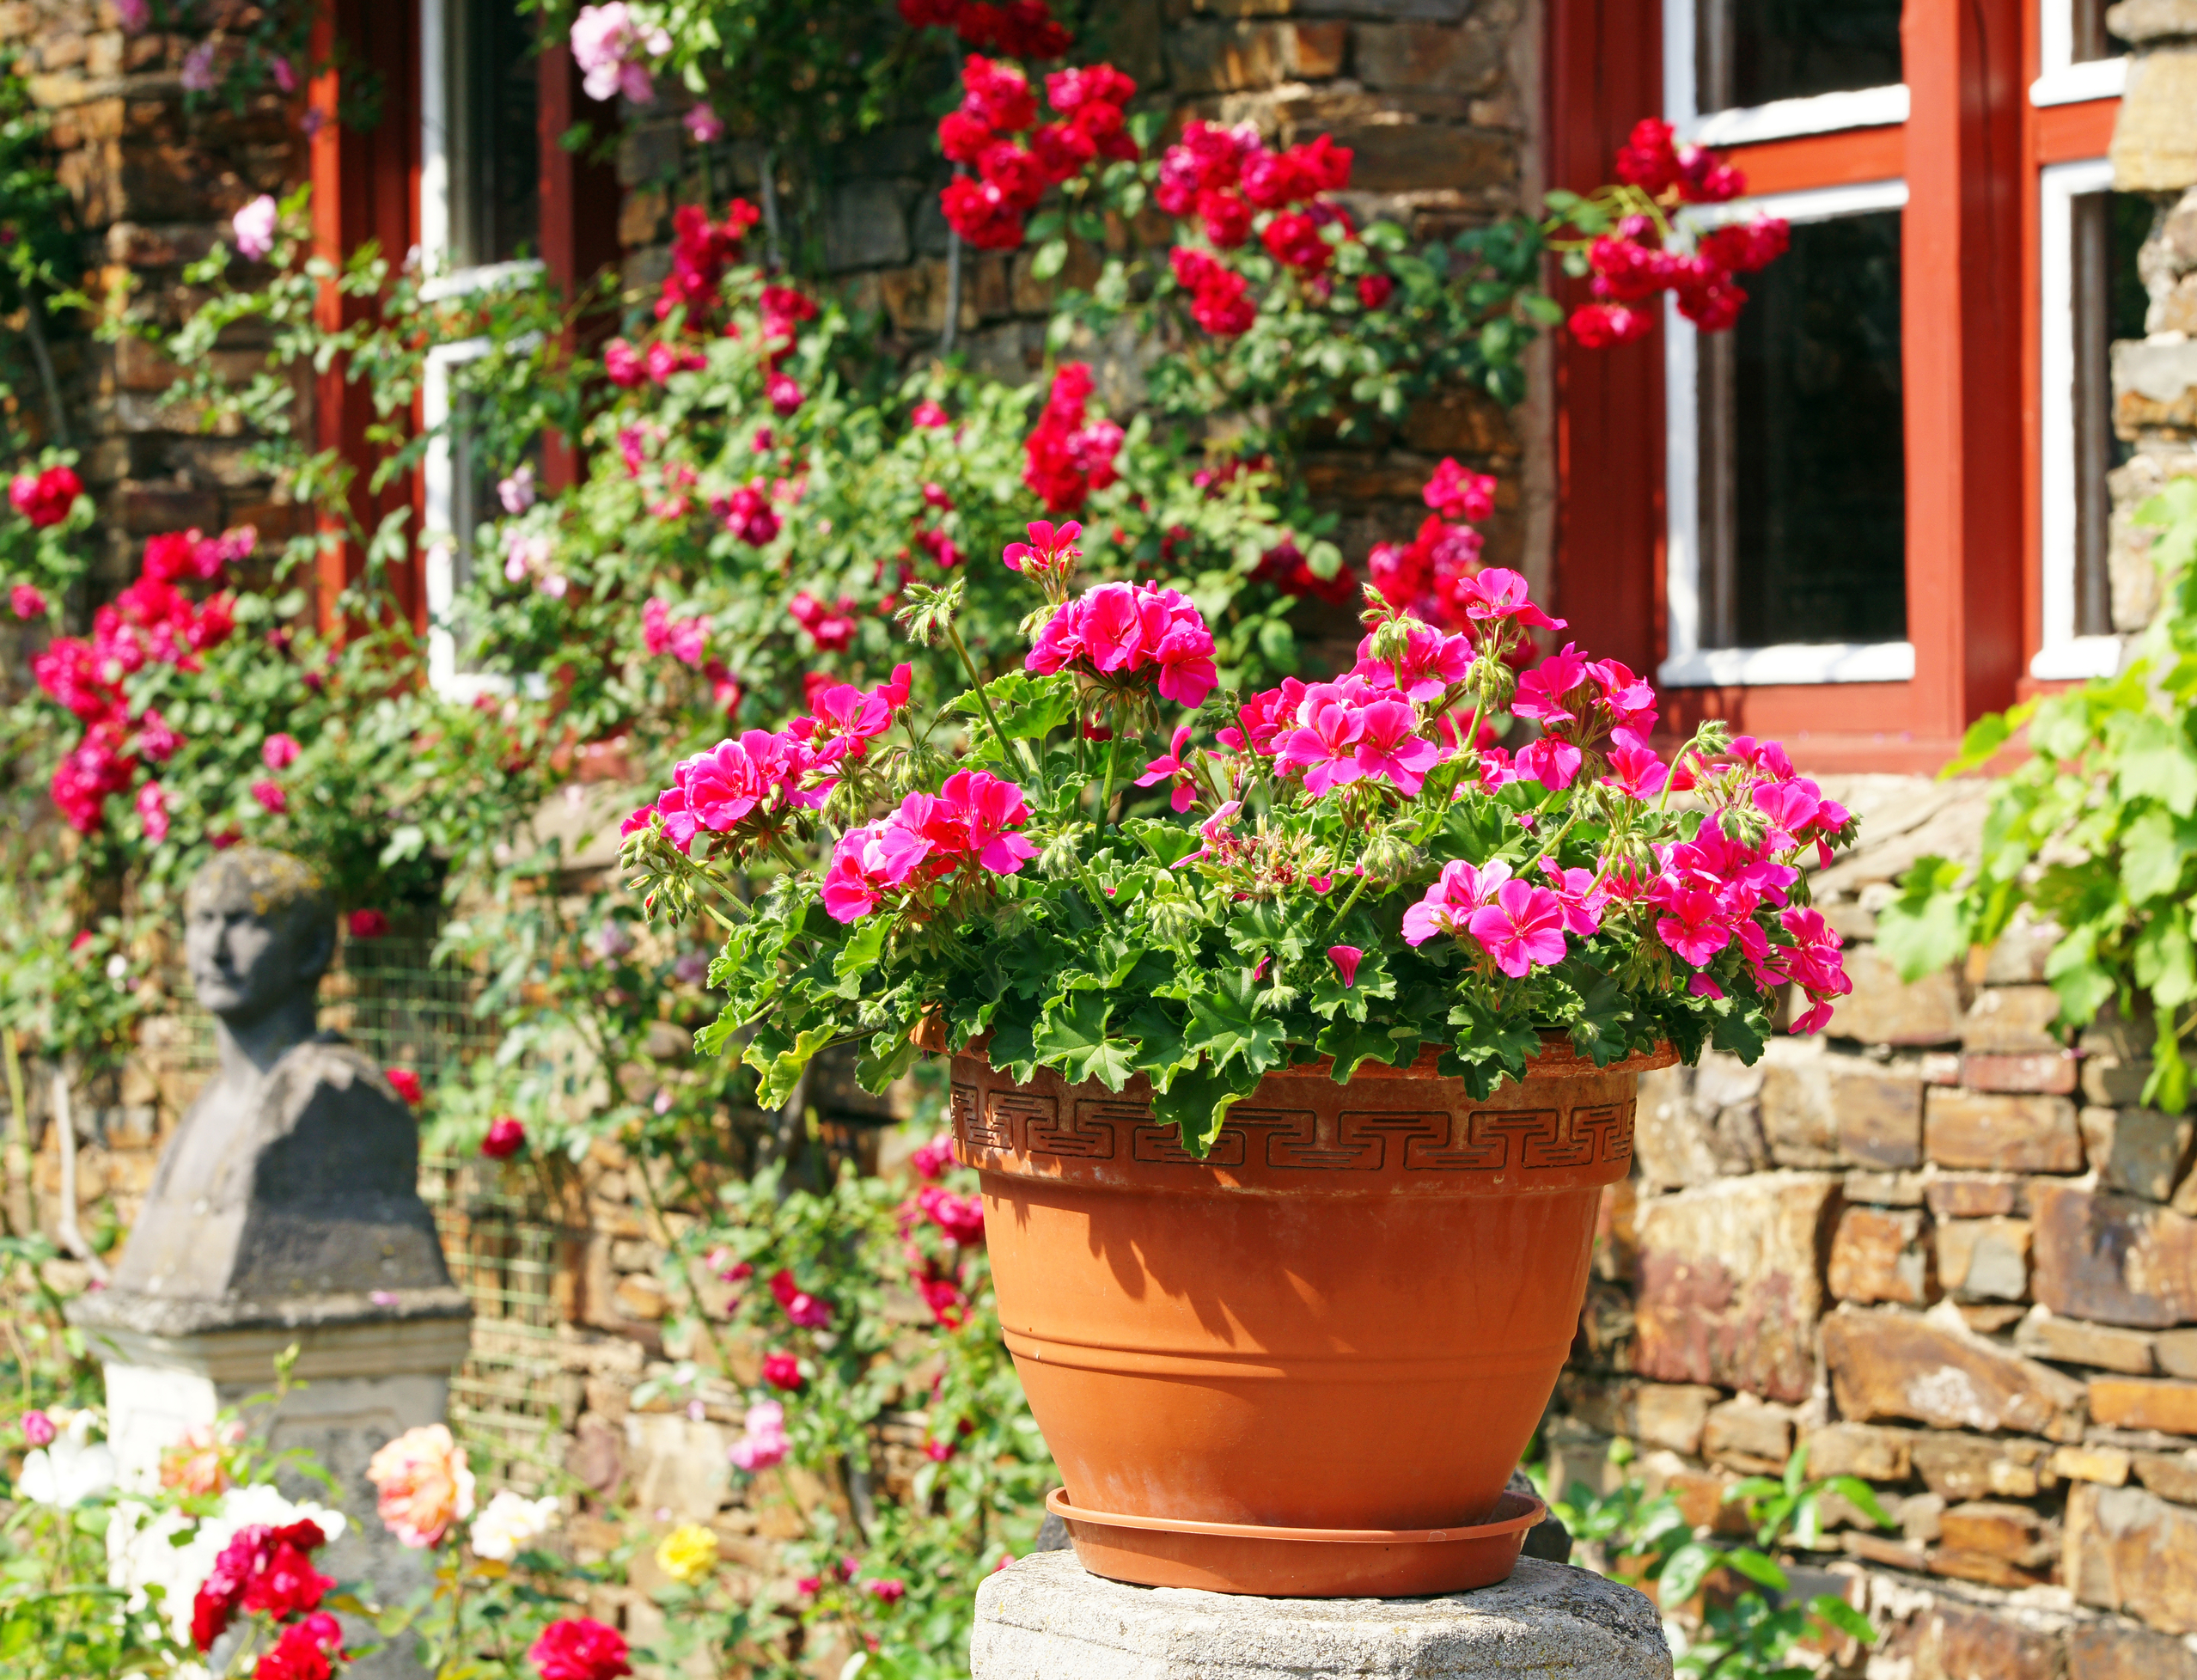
[185,848,335,1069]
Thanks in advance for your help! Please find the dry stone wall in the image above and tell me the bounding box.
[1550,773,2197,1667]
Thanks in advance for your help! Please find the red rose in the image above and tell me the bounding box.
[347,908,390,938]
[9,463,81,528]
[481,1115,527,1159]
[761,1352,803,1390]
[528,1617,633,1680]
[385,1067,424,1106]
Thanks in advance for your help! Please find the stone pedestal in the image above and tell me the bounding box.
[971,1550,1673,1679]
[77,1297,472,1680]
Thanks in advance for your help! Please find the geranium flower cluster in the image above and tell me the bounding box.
[821,769,1038,923]
[937,58,1138,251]
[188,1516,336,1658]
[1566,121,1791,346]
[32,526,253,834]
[1025,580,1219,711]
[899,0,1071,58]
[1023,362,1123,513]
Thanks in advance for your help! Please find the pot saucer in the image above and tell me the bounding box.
[1043,1485,1547,1598]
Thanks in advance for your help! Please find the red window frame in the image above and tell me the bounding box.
[1549,0,2029,774]
[308,0,617,639]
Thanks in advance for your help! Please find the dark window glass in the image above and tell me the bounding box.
[1698,210,1905,648]
[2072,192,2156,633]
[450,0,540,267]
[1697,0,1903,111]
[2072,0,2133,60]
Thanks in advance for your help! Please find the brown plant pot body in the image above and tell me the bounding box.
[951,1037,1669,1595]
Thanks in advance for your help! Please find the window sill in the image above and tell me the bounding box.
[2027,636,2123,681]
[419,258,547,303]
[2029,58,2127,109]
[1682,85,1909,150]
[1657,641,1917,687]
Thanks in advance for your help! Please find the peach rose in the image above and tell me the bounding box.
[365,1424,476,1548]
[158,1420,241,1496]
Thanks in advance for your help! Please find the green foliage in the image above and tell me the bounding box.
[1547,1445,1888,1680]
[1880,481,2197,1107]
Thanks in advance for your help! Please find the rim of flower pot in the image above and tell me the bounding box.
[1044,1484,1547,1546]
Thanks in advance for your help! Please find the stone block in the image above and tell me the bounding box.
[2084,1060,2156,1106]
[1963,1053,2080,1094]
[1634,1383,1719,1457]
[1926,1176,2022,1218]
[1938,1217,2032,1302]
[969,1551,1675,1679]
[2090,1376,2197,1435]
[1632,1056,1767,1189]
[1764,1052,1923,1170]
[1803,1421,1913,1482]
[1353,21,1504,91]
[2133,1449,2197,1502]
[2017,1306,2157,1374]
[1401,386,1515,457]
[2067,1619,2197,1680]
[2066,1481,2197,1634]
[1912,1433,2057,1500]
[1321,123,1515,193]
[1701,1396,1792,1474]
[2055,1444,2134,1485]
[622,1412,730,1522]
[1880,1602,2064,1680]
[1825,946,1965,1045]
[1632,1174,1840,1403]
[1824,1304,2087,1440]
[1829,1205,1935,1304]
[1281,21,1348,77]
[825,179,911,272]
[1849,1170,1929,1205]
[2160,1329,2197,1378]
[2031,1182,2197,1329]
[1925,1089,2084,1172]
[2112,46,2197,194]
[1169,21,1285,91]
[2084,1109,2197,1201]
[1939,1500,2060,1567]
[1962,986,2066,1053]
[2115,338,2197,436]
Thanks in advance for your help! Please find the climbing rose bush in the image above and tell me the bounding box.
[626,480,1858,1152]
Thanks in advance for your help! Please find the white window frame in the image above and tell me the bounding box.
[2031,155,2126,681]
[1662,3,1907,149]
[2033,0,2129,107]
[419,0,546,700]
[1659,178,1916,690]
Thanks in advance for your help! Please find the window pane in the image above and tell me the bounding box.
[2072,0,2133,61]
[1698,209,1905,648]
[1696,0,1903,111]
[2073,192,2154,634]
[449,0,540,267]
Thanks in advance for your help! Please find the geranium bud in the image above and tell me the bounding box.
[1358,834,1422,889]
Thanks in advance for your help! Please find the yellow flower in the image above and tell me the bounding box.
[656,1522,719,1585]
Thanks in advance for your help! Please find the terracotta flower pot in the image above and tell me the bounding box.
[952,1036,1672,1596]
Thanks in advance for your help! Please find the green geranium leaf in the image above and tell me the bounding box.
[1034,993,1138,1092]
[1150,1059,1261,1157]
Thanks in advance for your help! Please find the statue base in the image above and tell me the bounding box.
[971,1549,1673,1680]
[76,1294,473,1680]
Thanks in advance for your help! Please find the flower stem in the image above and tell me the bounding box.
[945,620,1037,782]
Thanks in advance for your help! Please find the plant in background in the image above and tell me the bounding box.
[1879,482,2197,1108]
[627,508,1857,1150]
[1548,1446,1890,1680]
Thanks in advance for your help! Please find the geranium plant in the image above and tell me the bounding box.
[625,498,1858,1152]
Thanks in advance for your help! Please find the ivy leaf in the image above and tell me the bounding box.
[1876,856,1975,981]
[744,1021,837,1109]
[1150,1059,1261,1157]
[1183,974,1287,1077]
[1034,993,1137,1092]
[2045,921,2117,1024]
[2114,712,2197,817]
[2121,807,2197,903]
[2135,904,2197,1009]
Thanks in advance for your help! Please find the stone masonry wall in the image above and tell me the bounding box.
[1547,770,2197,1672]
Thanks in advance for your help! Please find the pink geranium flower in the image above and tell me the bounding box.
[1352,698,1439,796]
[1134,724,1201,813]
[1466,879,1570,978]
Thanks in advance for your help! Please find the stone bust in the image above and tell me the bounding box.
[76,848,462,1337]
